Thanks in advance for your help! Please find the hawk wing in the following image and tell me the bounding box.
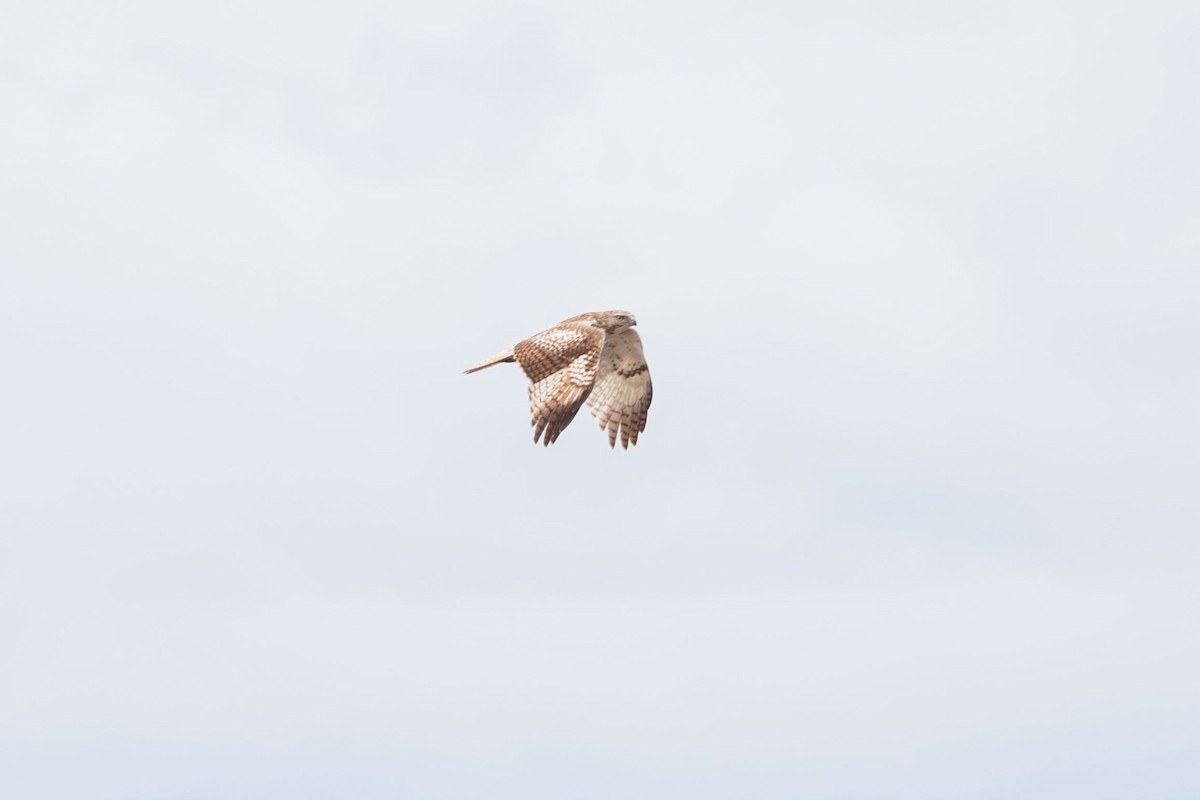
[513,323,606,446]
[586,328,652,449]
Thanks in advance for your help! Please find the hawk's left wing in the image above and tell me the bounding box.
[586,328,652,449]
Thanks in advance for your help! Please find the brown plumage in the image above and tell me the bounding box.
[464,310,653,448]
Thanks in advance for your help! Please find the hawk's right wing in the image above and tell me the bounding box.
[513,323,606,446]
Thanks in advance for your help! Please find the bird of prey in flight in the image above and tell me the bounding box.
[465,310,652,448]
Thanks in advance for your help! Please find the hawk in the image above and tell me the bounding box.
[464,310,653,448]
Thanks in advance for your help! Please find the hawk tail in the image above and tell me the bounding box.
[463,348,516,374]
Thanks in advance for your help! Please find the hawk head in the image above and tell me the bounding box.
[592,310,638,333]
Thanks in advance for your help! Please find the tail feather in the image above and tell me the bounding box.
[464,348,516,374]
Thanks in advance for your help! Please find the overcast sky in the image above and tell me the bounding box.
[2,1,1198,798]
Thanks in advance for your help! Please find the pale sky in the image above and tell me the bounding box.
[2,1,1198,798]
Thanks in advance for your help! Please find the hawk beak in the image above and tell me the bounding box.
[630,319,637,326]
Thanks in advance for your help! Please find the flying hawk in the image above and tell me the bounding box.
[465,310,652,448]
